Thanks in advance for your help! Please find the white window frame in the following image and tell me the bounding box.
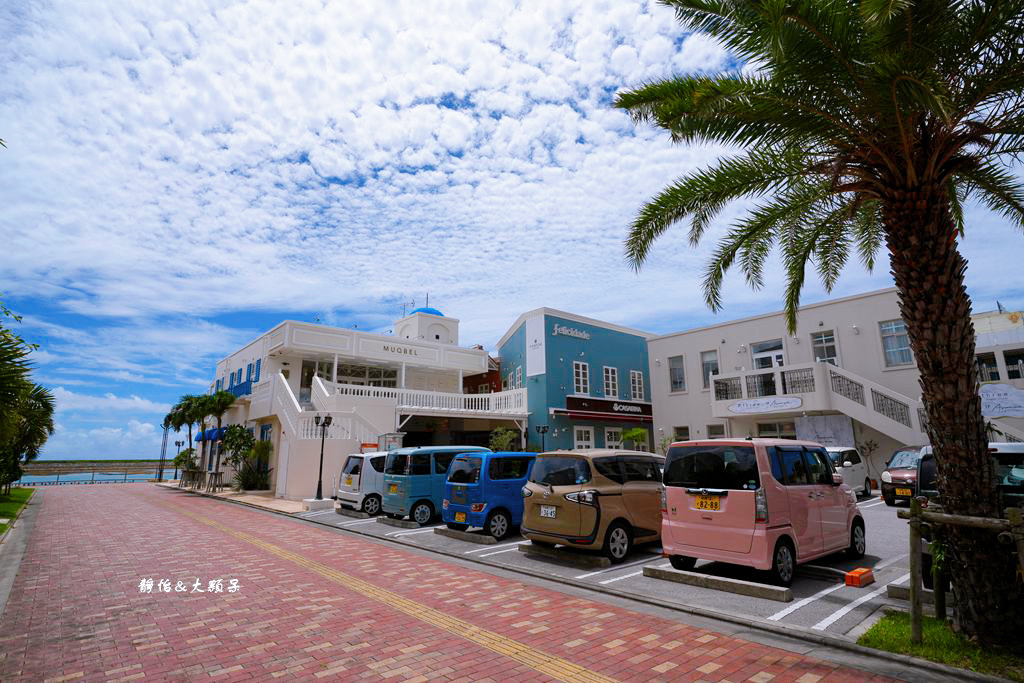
[574,425,594,449]
[603,366,618,398]
[630,370,644,401]
[810,330,839,365]
[668,355,686,392]
[672,425,690,441]
[707,423,726,439]
[515,366,523,389]
[879,320,913,367]
[700,350,719,389]
[573,361,590,394]
[604,427,622,450]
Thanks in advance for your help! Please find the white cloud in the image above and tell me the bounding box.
[51,387,171,415]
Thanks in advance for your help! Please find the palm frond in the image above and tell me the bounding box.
[959,161,1024,231]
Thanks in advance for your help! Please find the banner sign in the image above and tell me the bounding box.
[727,397,802,414]
[981,383,1024,418]
[795,415,855,447]
[565,396,652,416]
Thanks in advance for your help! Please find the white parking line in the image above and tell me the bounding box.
[478,546,524,558]
[858,500,886,509]
[598,562,671,585]
[301,509,338,518]
[811,572,910,630]
[388,525,443,537]
[463,540,522,554]
[575,556,654,579]
[872,553,908,570]
[767,582,846,621]
[338,518,381,527]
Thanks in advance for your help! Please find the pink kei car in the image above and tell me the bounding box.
[661,439,865,586]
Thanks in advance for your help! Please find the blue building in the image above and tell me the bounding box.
[496,309,652,451]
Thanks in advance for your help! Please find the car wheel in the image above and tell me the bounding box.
[603,522,633,564]
[669,555,696,571]
[767,540,796,587]
[446,522,468,532]
[361,495,381,516]
[847,519,866,558]
[864,478,872,497]
[411,501,434,526]
[883,491,895,506]
[486,510,511,541]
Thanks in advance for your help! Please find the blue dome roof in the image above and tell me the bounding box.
[410,307,443,317]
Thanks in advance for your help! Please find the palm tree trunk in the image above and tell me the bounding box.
[214,418,223,474]
[883,182,1023,649]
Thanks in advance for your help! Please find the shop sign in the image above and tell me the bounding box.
[728,397,802,414]
[565,396,652,416]
[552,324,591,340]
[381,344,420,357]
[981,383,1024,418]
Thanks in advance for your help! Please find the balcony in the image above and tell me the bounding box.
[227,380,253,398]
[711,363,830,418]
[321,379,529,419]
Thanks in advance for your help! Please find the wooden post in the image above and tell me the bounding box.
[909,497,923,644]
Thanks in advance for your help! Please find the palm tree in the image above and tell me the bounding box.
[0,383,55,494]
[616,1,1024,646]
[208,390,236,475]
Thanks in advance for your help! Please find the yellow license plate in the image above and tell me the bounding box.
[455,512,466,523]
[389,483,398,494]
[895,487,912,497]
[695,495,721,511]
[344,476,352,486]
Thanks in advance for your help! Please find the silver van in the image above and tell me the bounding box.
[337,452,388,515]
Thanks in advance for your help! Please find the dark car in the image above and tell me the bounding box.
[881,446,925,506]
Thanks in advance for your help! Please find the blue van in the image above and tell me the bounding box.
[381,446,490,526]
[442,451,536,540]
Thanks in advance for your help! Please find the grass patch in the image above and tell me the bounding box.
[859,610,1024,681]
[0,487,34,535]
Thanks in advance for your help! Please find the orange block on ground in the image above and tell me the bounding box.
[846,567,875,587]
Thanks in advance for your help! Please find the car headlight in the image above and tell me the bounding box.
[522,486,532,497]
[881,471,892,483]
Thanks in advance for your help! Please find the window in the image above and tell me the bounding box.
[384,452,408,474]
[668,355,686,392]
[434,452,456,474]
[448,457,481,483]
[811,331,838,365]
[246,363,253,381]
[757,422,796,439]
[751,339,784,368]
[215,379,222,391]
[605,427,622,450]
[976,352,1000,381]
[593,456,625,484]
[700,351,719,389]
[343,457,363,476]
[530,456,591,486]
[777,447,810,485]
[259,424,272,441]
[502,376,508,390]
[254,359,261,383]
[663,445,760,490]
[673,426,690,441]
[630,370,644,400]
[1006,349,1024,380]
[229,371,235,387]
[880,319,913,366]
[369,456,386,473]
[707,424,726,438]
[603,366,618,398]
[845,450,861,465]
[489,456,533,480]
[574,426,594,449]
[621,457,660,482]
[573,361,589,394]
[410,453,431,475]
[477,384,491,393]
[237,368,243,383]
[516,366,523,389]
[805,448,834,485]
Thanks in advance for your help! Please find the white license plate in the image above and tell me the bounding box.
[540,505,556,519]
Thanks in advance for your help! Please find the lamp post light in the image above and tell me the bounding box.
[314,414,333,500]
[535,424,549,452]
[174,440,184,480]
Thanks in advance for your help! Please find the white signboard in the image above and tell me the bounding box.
[795,415,855,448]
[525,314,546,377]
[981,383,1024,418]
[728,397,802,414]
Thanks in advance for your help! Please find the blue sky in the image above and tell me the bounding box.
[1,1,1020,460]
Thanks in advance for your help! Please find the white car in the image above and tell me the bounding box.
[336,452,388,515]
[826,447,871,496]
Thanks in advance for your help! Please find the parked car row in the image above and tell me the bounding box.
[337,438,868,586]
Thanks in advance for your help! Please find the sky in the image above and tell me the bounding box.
[2,0,1021,460]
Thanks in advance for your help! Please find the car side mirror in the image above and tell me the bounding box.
[832,473,844,486]
[843,461,853,468]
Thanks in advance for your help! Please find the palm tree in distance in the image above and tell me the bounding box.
[208,390,236,475]
[616,0,1024,647]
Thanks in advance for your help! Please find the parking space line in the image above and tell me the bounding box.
[811,572,910,630]
[767,582,846,621]
[872,553,908,570]
[598,562,670,585]
[574,556,654,579]
[463,540,521,554]
[858,500,885,509]
[388,525,443,537]
[301,509,338,518]
[338,518,380,527]
[478,546,524,558]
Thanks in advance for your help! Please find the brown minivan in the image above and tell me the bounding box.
[520,449,664,563]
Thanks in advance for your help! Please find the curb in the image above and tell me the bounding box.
[518,541,611,569]
[644,565,793,603]
[377,516,420,529]
[433,527,496,545]
[160,484,1004,683]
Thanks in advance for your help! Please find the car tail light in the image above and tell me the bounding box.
[565,490,597,506]
[442,499,449,509]
[755,488,768,524]
[659,486,667,514]
[471,503,486,513]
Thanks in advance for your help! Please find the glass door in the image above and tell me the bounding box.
[751,339,785,369]
[300,360,316,404]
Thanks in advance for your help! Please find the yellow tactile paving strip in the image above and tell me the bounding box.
[174,504,618,683]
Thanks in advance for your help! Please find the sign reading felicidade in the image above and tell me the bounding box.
[728,397,802,414]
[981,383,1024,418]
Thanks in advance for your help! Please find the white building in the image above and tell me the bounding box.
[647,288,1024,480]
[207,307,527,500]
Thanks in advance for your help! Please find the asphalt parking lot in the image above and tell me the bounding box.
[293,490,911,639]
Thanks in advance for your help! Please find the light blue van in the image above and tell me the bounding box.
[381,446,491,525]
[442,451,536,540]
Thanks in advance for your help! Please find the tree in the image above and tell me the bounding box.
[207,390,236,474]
[489,427,519,452]
[621,427,650,450]
[615,0,1024,647]
[221,424,255,470]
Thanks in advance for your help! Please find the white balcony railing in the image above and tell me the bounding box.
[323,380,528,416]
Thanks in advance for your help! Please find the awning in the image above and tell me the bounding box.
[215,427,227,439]
[550,409,652,424]
[204,428,218,440]
[195,432,204,442]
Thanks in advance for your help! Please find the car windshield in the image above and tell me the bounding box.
[448,457,482,484]
[664,445,760,490]
[888,449,922,469]
[342,457,362,475]
[530,456,591,486]
[826,452,842,466]
[384,452,408,475]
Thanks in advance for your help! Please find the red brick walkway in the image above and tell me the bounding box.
[0,486,890,682]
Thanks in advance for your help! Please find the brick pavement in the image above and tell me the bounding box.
[0,485,893,681]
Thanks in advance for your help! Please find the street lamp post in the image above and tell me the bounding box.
[174,440,184,480]
[314,414,333,500]
[535,424,549,452]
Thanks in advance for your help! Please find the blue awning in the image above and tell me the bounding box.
[204,428,217,440]
[196,431,204,442]
[215,427,227,439]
